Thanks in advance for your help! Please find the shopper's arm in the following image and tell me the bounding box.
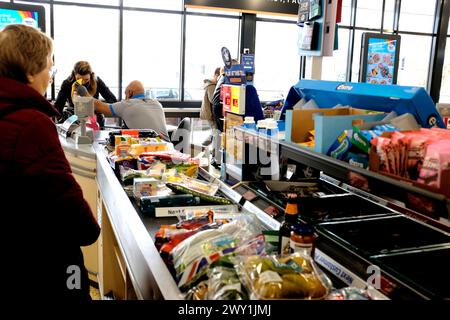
[97,77,117,103]
[94,99,113,117]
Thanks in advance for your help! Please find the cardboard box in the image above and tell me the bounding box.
[224,112,245,162]
[285,107,385,153]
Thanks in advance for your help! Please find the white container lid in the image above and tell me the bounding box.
[244,116,255,123]
[257,119,266,128]
[265,122,278,129]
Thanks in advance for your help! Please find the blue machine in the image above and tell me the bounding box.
[281,80,445,128]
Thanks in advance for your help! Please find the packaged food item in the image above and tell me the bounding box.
[133,177,159,198]
[128,142,171,157]
[327,131,352,160]
[235,252,332,300]
[114,135,132,156]
[166,183,233,205]
[346,152,369,169]
[417,141,450,189]
[327,287,372,300]
[207,266,247,300]
[351,126,371,154]
[185,280,209,300]
[290,222,317,258]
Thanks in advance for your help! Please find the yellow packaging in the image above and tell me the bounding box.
[115,135,132,146]
[128,143,169,156]
[115,144,130,157]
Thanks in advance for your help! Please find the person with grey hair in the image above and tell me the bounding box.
[0,24,100,301]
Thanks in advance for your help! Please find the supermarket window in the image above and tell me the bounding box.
[321,28,349,81]
[439,39,450,102]
[382,0,396,31]
[398,0,437,33]
[123,0,182,10]
[397,34,432,88]
[123,10,182,100]
[340,0,352,26]
[355,0,383,30]
[184,14,240,101]
[254,20,301,101]
[53,5,120,97]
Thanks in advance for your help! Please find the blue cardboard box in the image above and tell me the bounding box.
[281,80,444,128]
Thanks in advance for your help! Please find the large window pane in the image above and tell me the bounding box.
[321,28,349,81]
[185,15,239,101]
[439,39,450,102]
[53,5,119,97]
[123,10,181,100]
[383,0,396,31]
[355,0,382,29]
[254,21,300,101]
[124,0,182,10]
[340,0,352,26]
[397,34,432,88]
[398,0,436,33]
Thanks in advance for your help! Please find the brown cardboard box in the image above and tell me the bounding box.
[224,112,245,161]
[286,107,384,153]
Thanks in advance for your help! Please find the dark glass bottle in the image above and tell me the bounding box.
[278,195,299,255]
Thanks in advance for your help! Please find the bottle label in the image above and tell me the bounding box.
[290,239,313,256]
[280,236,292,255]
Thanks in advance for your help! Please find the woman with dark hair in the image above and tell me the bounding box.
[55,60,117,127]
[0,25,100,301]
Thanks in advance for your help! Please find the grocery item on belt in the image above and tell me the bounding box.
[327,287,372,300]
[235,252,332,300]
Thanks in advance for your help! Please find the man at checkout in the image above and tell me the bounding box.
[93,80,169,141]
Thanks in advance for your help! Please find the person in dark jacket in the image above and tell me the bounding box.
[0,24,100,301]
[54,60,117,128]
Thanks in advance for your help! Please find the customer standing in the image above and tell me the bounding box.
[0,25,100,301]
[54,60,117,128]
[200,67,220,129]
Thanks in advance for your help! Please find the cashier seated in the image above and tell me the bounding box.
[93,80,169,141]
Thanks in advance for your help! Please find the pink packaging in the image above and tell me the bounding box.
[417,140,450,188]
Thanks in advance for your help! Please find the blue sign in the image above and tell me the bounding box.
[241,53,255,73]
[224,64,246,85]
